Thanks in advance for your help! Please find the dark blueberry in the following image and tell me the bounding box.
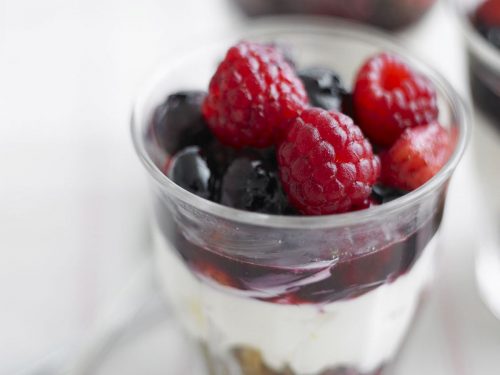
[220,154,287,214]
[151,90,213,154]
[168,146,211,199]
[371,184,408,204]
[340,92,355,119]
[203,139,238,176]
[200,140,280,203]
[201,139,239,202]
[298,67,347,111]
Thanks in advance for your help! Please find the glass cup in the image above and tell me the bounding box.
[455,0,500,319]
[232,0,437,30]
[131,19,469,375]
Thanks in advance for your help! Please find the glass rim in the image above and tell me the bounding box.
[131,16,470,230]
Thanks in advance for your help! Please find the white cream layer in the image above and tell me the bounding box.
[154,227,437,374]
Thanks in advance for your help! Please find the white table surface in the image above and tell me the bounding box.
[1,0,499,374]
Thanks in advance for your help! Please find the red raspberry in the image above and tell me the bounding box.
[380,122,452,191]
[353,53,438,147]
[352,196,379,211]
[202,41,308,149]
[277,108,380,215]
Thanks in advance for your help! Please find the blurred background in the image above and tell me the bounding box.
[1,0,499,374]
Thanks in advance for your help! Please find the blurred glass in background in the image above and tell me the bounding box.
[456,0,500,319]
[232,0,437,30]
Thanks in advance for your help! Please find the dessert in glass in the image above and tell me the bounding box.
[456,0,500,319]
[232,0,437,30]
[131,20,469,375]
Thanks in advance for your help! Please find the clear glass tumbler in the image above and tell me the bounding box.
[456,0,500,319]
[131,19,469,375]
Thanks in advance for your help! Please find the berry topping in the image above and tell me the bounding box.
[220,153,287,214]
[277,108,380,215]
[168,146,212,199]
[353,53,438,147]
[380,122,452,191]
[202,41,308,148]
[151,90,211,154]
[298,67,347,111]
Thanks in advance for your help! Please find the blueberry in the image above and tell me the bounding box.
[220,154,287,214]
[168,141,294,214]
[340,92,355,119]
[298,67,348,111]
[151,90,212,154]
[168,146,211,199]
[199,139,238,202]
[371,184,408,204]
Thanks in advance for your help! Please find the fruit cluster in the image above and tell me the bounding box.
[151,41,451,216]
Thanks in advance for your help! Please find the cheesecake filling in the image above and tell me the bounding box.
[154,227,437,374]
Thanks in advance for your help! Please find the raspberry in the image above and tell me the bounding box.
[202,41,308,149]
[380,122,452,191]
[277,108,380,215]
[351,196,379,211]
[353,53,438,147]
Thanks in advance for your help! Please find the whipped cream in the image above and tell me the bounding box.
[153,226,437,374]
